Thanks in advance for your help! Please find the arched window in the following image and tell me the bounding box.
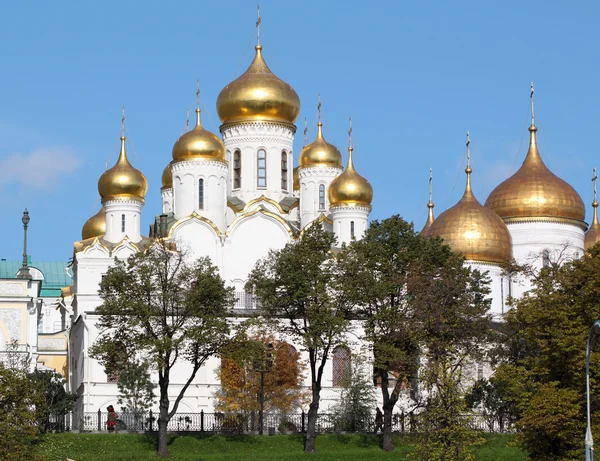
[350,221,355,240]
[257,149,267,187]
[332,346,351,387]
[198,179,204,210]
[233,150,241,189]
[121,214,126,232]
[319,184,325,210]
[281,151,288,190]
[542,249,550,268]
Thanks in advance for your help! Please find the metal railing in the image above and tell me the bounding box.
[49,411,512,434]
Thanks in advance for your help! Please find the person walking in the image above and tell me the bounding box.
[107,405,119,434]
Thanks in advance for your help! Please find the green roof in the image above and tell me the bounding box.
[0,258,72,297]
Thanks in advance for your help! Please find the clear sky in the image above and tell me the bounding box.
[1,0,599,262]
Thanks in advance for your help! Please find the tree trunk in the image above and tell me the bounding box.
[304,397,320,453]
[382,403,394,452]
[157,385,170,458]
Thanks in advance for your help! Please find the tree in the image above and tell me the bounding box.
[215,332,308,416]
[28,369,77,432]
[0,363,44,461]
[90,242,234,458]
[339,215,492,452]
[247,225,350,453]
[116,358,156,431]
[465,377,515,432]
[493,244,600,460]
[330,359,376,432]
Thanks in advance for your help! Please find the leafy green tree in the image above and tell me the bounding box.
[90,242,234,458]
[247,225,350,453]
[28,369,77,432]
[494,244,600,460]
[116,358,156,430]
[339,215,492,452]
[465,377,515,432]
[330,359,376,432]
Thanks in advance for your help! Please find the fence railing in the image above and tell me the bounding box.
[48,411,512,434]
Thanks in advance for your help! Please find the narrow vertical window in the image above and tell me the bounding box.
[350,221,355,240]
[121,214,125,232]
[542,249,550,268]
[233,150,241,189]
[198,179,204,210]
[281,151,288,190]
[319,184,325,210]
[257,149,267,187]
[332,346,351,387]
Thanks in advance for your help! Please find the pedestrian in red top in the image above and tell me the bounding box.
[107,405,118,433]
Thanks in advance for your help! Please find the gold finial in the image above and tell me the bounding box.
[530,82,535,126]
[593,167,598,206]
[185,109,190,132]
[303,117,308,146]
[428,167,433,207]
[317,93,322,123]
[256,4,261,45]
[348,117,353,148]
[196,80,201,109]
[121,106,126,137]
[422,167,435,234]
[465,131,472,194]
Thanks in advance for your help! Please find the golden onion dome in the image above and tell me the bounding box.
[485,124,585,224]
[427,158,512,264]
[293,166,300,191]
[585,200,600,250]
[98,136,148,202]
[161,162,173,190]
[216,45,300,125]
[81,206,106,240]
[299,122,343,169]
[328,147,373,207]
[172,109,226,163]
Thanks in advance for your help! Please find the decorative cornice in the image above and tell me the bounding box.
[242,195,287,214]
[171,159,228,171]
[166,212,222,239]
[220,120,297,137]
[102,197,144,206]
[329,204,372,213]
[226,207,295,238]
[502,216,588,231]
[298,166,343,179]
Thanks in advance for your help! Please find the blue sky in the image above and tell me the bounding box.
[1,0,599,262]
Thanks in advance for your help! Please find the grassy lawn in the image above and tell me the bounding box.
[37,433,526,461]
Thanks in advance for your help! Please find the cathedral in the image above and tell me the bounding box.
[1,25,598,416]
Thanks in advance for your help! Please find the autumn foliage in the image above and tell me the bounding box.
[215,333,309,414]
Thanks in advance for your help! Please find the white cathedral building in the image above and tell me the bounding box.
[1,29,599,416]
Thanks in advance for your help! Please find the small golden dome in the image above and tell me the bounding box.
[81,207,106,240]
[427,161,512,264]
[299,122,342,169]
[172,109,226,163]
[585,200,600,250]
[216,45,300,125]
[293,166,300,191]
[328,147,373,207]
[98,136,148,202]
[161,162,173,190]
[485,125,585,223]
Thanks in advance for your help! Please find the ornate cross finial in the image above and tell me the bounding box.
[593,167,598,203]
[429,167,433,203]
[317,93,322,123]
[530,81,535,126]
[303,117,308,146]
[466,130,471,168]
[348,117,353,148]
[256,5,261,45]
[186,109,190,131]
[121,106,126,137]
[196,80,200,109]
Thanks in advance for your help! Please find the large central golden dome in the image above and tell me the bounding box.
[216,45,300,125]
[98,136,148,202]
[172,109,226,163]
[485,124,585,224]
[299,122,342,169]
[426,162,512,264]
[328,147,373,207]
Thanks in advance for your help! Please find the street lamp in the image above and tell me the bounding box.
[253,343,274,435]
[586,319,600,461]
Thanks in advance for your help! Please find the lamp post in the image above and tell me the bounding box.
[586,319,600,461]
[253,343,273,435]
[16,209,31,280]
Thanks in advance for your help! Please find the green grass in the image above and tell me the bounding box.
[36,433,526,460]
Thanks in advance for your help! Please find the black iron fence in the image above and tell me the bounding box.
[47,411,511,434]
